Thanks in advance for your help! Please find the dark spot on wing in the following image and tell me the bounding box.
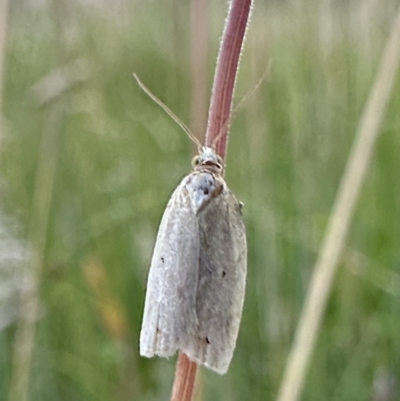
[161,257,165,263]
[222,271,226,277]
[197,336,211,345]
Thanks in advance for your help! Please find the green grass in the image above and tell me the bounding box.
[1,1,400,400]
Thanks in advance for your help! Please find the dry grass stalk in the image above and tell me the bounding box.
[8,62,90,401]
[8,104,63,401]
[276,6,400,401]
[0,0,10,141]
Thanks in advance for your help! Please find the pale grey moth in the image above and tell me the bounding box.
[140,146,247,374]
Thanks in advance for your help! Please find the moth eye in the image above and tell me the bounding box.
[191,156,201,168]
[216,156,224,170]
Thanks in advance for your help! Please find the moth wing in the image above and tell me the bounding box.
[183,186,247,374]
[140,176,200,358]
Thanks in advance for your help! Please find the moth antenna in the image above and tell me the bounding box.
[211,62,272,149]
[133,73,202,150]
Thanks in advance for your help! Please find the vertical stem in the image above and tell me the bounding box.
[170,1,252,399]
[170,353,198,401]
[205,0,252,160]
[276,6,400,401]
[8,105,62,401]
[0,0,9,134]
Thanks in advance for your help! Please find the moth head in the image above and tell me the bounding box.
[192,147,224,174]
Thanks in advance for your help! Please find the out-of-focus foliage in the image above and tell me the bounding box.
[1,0,400,400]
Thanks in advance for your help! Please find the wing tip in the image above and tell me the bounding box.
[140,341,231,375]
[140,331,179,359]
[181,343,231,375]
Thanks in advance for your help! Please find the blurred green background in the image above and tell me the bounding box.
[1,0,400,400]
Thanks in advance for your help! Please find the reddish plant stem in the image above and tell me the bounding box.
[170,1,252,400]
[205,0,252,160]
[170,353,198,401]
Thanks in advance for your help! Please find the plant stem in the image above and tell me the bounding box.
[170,353,198,401]
[205,0,252,160]
[8,60,89,401]
[276,6,400,401]
[170,0,252,399]
[0,0,9,137]
[8,104,63,401]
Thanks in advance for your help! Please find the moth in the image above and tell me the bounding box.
[140,146,247,374]
[134,73,247,374]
